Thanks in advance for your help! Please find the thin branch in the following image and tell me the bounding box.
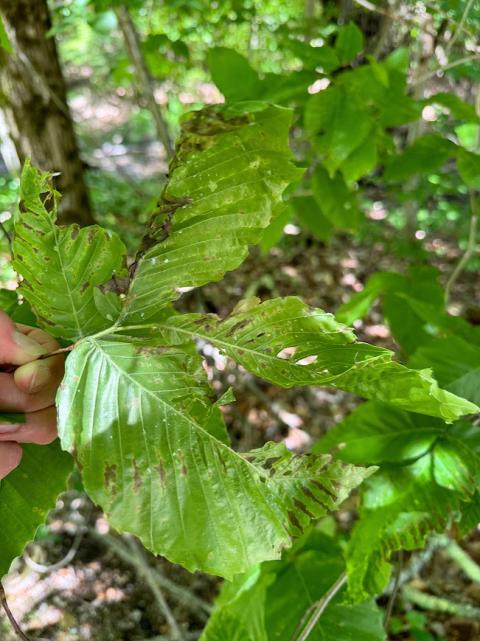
[92,531,211,619]
[413,53,480,85]
[114,5,173,160]
[445,0,476,55]
[126,538,186,641]
[434,535,480,583]
[0,582,32,641]
[445,199,478,305]
[352,0,390,16]
[24,527,84,574]
[402,585,480,618]
[384,551,403,630]
[291,572,347,641]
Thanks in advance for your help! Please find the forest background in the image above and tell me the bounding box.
[0,1,479,640]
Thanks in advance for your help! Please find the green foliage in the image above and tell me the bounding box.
[0,443,72,577]
[316,400,479,602]
[59,337,371,577]
[201,530,386,641]
[14,160,127,341]
[335,22,364,66]
[157,297,477,420]
[7,99,477,598]
[123,102,302,322]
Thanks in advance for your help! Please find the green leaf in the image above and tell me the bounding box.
[0,289,19,315]
[155,297,478,421]
[290,195,334,242]
[58,337,371,578]
[346,437,477,601]
[455,123,480,152]
[410,336,480,405]
[13,161,127,341]
[200,566,271,641]
[123,103,302,323]
[336,267,446,355]
[312,165,360,231]
[457,147,480,188]
[259,204,291,253]
[384,134,457,182]
[202,531,386,641]
[0,16,12,53]
[0,443,72,577]
[335,22,364,66]
[314,402,446,465]
[207,47,262,101]
[305,85,373,175]
[423,93,480,123]
[341,131,378,184]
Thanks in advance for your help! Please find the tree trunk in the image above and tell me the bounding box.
[0,0,94,226]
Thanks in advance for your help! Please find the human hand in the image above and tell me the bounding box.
[0,311,65,480]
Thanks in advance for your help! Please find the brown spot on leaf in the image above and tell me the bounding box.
[104,464,118,495]
[287,510,302,532]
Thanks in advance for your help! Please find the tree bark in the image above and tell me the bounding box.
[0,0,94,226]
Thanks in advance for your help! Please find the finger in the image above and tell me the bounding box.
[14,352,65,395]
[16,325,60,352]
[0,442,22,480]
[0,363,63,412]
[0,406,57,445]
[0,311,47,366]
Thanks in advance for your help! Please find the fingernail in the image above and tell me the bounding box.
[12,331,47,358]
[0,424,20,434]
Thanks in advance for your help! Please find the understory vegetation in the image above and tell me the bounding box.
[0,1,479,640]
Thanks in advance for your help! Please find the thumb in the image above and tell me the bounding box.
[0,311,47,366]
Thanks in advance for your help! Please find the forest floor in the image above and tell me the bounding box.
[1,228,479,641]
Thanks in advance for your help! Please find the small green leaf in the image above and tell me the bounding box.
[457,147,480,188]
[314,402,446,465]
[202,531,386,641]
[335,22,364,65]
[423,93,479,123]
[306,85,373,175]
[13,161,127,341]
[290,195,334,242]
[312,165,360,231]
[0,443,72,577]
[207,47,262,101]
[346,437,477,601]
[0,16,12,53]
[384,134,457,182]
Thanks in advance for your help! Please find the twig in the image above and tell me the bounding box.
[445,202,478,305]
[413,54,480,85]
[0,581,31,641]
[445,0,476,55]
[290,572,347,641]
[126,538,186,641]
[384,550,403,630]
[3,344,75,374]
[24,527,84,574]
[434,535,480,583]
[93,531,211,618]
[352,0,390,16]
[114,5,173,160]
[402,585,480,619]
